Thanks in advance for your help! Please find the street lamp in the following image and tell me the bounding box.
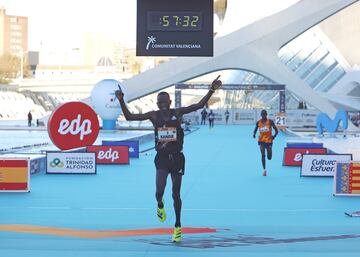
[19,48,28,80]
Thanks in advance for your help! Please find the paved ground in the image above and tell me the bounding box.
[0,125,359,256]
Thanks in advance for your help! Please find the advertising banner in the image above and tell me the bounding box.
[0,158,30,192]
[283,147,327,166]
[102,140,139,158]
[86,146,129,164]
[29,155,46,175]
[286,142,323,148]
[279,90,285,113]
[334,161,360,196]
[285,110,318,128]
[301,154,353,177]
[46,152,96,174]
[47,102,100,150]
[1,154,46,175]
[232,110,256,124]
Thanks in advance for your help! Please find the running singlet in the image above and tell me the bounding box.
[257,119,272,143]
[153,109,184,155]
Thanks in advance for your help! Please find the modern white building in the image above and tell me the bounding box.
[121,0,360,128]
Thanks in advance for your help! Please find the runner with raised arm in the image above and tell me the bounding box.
[115,75,222,242]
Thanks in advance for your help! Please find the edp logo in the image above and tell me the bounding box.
[293,150,309,162]
[98,148,119,162]
[48,102,100,150]
[58,114,92,141]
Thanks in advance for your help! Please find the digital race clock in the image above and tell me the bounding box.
[137,0,213,56]
[147,11,203,31]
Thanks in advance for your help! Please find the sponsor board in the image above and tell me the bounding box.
[286,142,323,148]
[283,147,327,166]
[46,152,96,174]
[317,110,348,134]
[86,146,129,164]
[1,154,46,175]
[47,102,100,150]
[232,110,256,124]
[102,140,139,158]
[334,161,360,196]
[29,155,46,175]
[285,110,318,128]
[0,158,30,192]
[301,154,353,177]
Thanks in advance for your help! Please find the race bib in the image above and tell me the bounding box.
[158,127,177,142]
[259,126,269,133]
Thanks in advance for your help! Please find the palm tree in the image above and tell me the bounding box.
[146,36,156,50]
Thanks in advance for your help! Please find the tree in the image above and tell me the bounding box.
[0,54,19,79]
[0,54,29,81]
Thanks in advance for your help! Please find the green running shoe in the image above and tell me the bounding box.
[157,201,166,222]
[172,226,182,242]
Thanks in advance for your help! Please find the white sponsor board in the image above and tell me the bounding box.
[190,109,319,126]
[46,152,96,174]
[301,154,352,177]
[232,110,256,124]
[285,110,318,128]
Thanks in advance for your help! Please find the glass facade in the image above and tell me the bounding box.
[279,29,346,93]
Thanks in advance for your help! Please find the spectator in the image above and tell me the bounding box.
[224,109,230,125]
[27,111,32,127]
[208,110,215,129]
[200,107,208,125]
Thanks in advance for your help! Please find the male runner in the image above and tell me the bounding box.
[253,110,278,176]
[115,76,222,242]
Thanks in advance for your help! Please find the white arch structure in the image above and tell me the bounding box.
[122,0,358,122]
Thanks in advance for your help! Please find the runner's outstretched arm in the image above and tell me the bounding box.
[115,85,154,121]
[176,75,222,115]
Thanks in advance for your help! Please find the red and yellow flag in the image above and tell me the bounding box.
[0,160,29,191]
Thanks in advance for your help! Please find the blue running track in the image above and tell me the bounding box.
[0,125,359,256]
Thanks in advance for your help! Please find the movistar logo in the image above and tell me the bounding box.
[50,158,64,168]
[316,110,348,134]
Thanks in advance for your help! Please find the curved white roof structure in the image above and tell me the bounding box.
[122,0,358,121]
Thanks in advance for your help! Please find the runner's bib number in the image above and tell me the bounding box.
[158,127,177,142]
[259,127,269,133]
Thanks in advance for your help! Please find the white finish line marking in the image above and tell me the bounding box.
[0,206,337,212]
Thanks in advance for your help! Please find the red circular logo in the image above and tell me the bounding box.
[48,102,100,150]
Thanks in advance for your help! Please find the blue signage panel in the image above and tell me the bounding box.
[175,89,182,108]
[279,90,285,113]
[316,110,348,134]
[102,140,139,158]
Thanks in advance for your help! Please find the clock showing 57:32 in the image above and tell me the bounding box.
[147,11,203,31]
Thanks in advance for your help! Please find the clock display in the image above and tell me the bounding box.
[147,11,202,31]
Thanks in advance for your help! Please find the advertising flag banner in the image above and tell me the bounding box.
[334,161,360,196]
[0,158,30,192]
